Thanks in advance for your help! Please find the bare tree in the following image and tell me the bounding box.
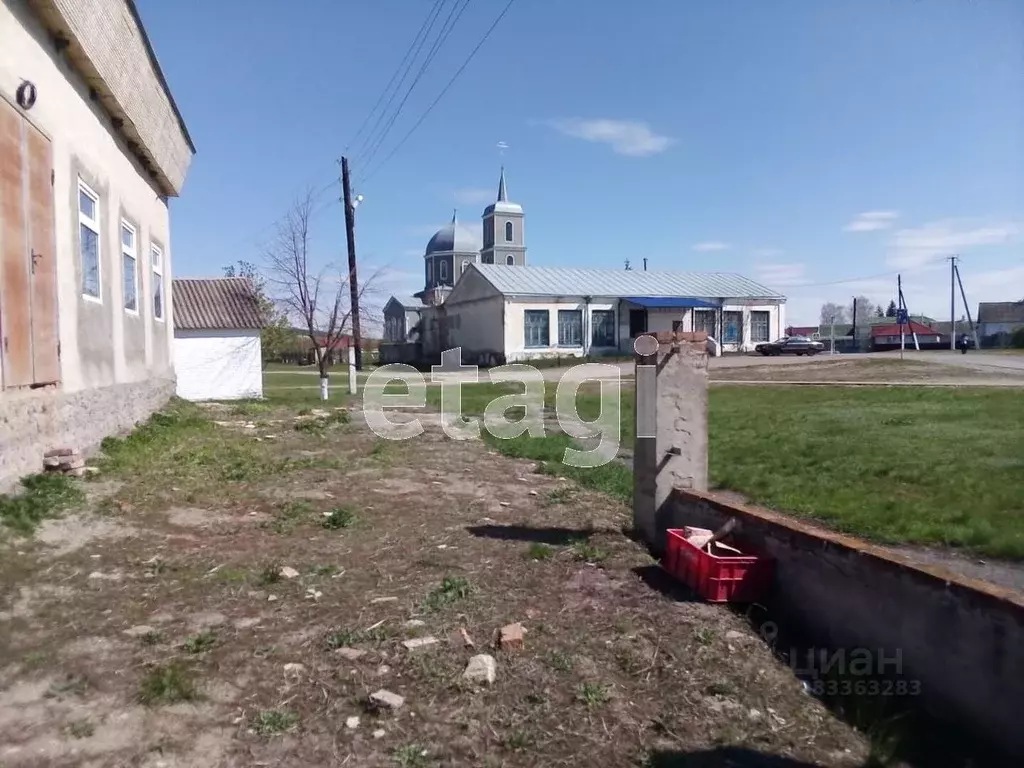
[819,302,849,326]
[848,295,878,323]
[263,188,382,398]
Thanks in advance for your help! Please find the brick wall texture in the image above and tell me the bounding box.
[39,0,192,193]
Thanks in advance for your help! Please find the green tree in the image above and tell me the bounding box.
[886,300,898,318]
[222,260,296,367]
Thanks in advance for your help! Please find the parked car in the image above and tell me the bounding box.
[755,336,825,356]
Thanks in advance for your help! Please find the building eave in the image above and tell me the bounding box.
[27,0,194,197]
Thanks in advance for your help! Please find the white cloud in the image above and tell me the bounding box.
[755,263,807,287]
[547,118,673,157]
[692,241,730,252]
[453,187,494,206]
[887,219,1019,269]
[752,248,782,258]
[843,211,899,232]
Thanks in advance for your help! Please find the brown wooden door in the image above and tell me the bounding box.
[0,99,32,389]
[26,122,59,385]
[0,99,59,390]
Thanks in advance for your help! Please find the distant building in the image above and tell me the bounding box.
[0,0,193,488]
[869,321,947,351]
[383,170,786,365]
[977,301,1024,347]
[172,278,264,401]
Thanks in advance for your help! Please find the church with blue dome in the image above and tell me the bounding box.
[416,167,526,305]
[381,168,788,366]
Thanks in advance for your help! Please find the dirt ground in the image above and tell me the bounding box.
[0,401,874,768]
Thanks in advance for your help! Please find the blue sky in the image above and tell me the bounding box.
[139,0,1023,325]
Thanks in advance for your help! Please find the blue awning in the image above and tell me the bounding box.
[623,297,719,309]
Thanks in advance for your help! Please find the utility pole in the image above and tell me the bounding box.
[948,255,957,350]
[953,260,979,350]
[341,156,363,371]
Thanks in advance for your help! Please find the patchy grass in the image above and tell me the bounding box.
[525,542,554,561]
[424,576,472,611]
[294,411,349,434]
[0,473,84,534]
[392,744,430,767]
[695,627,715,647]
[138,662,199,705]
[65,718,95,739]
[577,682,612,708]
[569,538,608,564]
[483,431,632,503]
[182,630,217,654]
[252,709,299,736]
[321,505,356,530]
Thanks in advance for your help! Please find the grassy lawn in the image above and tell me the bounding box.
[708,387,1024,558]
[408,382,1024,559]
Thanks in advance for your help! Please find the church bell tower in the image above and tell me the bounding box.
[480,167,526,266]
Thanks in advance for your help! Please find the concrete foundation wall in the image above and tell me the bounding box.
[0,376,174,491]
[665,489,1024,760]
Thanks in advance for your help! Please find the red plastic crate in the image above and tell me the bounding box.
[662,527,773,603]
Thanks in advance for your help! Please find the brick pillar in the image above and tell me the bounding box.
[632,331,709,553]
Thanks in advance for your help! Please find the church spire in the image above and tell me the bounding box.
[496,166,507,202]
[451,208,458,225]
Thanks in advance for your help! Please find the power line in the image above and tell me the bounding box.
[360,0,518,185]
[351,0,450,164]
[358,0,472,172]
[344,0,448,157]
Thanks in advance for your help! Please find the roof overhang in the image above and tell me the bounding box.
[27,0,194,197]
[623,297,720,309]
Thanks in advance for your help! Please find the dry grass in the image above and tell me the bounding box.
[0,398,879,767]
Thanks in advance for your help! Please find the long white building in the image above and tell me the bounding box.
[382,171,786,365]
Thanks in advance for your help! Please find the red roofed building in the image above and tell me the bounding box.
[869,321,948,351]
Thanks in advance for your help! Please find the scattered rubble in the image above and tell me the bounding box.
[370,596,398,604]
[462,654,496,685]
[122,625,156,638]
[404,619,426,629]
[373,729,386,739]
[345,716,360,730]
[369,689,405,711]
[43,448,83,474]
[499,622,525,650]
[402,636,438,651]
[335,647,366,661]
[280,566,300,579]
[449,628,475,649]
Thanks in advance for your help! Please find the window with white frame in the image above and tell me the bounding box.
[151,244,164,320]
[723,311,743,343]
[591,310,616,347]
[750,311,770,342]
[505,253,515,265]
[78,181,101,299]
[557,309,583,346]
[505,221,513,242]
[439,259,448,281]
[524,310,549,348]
[121,222,138,312]
[461,260,470,275]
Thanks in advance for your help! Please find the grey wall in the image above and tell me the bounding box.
[665,490,1024,761]
[0,376,174,491]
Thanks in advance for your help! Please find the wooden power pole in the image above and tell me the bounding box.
[341,156,363,370]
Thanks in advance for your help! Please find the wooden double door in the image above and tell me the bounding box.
[0,98,59,390]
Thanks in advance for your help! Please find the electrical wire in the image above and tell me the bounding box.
[357,0,472,173]
[345,0,448,157]
[360,0,518,186]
